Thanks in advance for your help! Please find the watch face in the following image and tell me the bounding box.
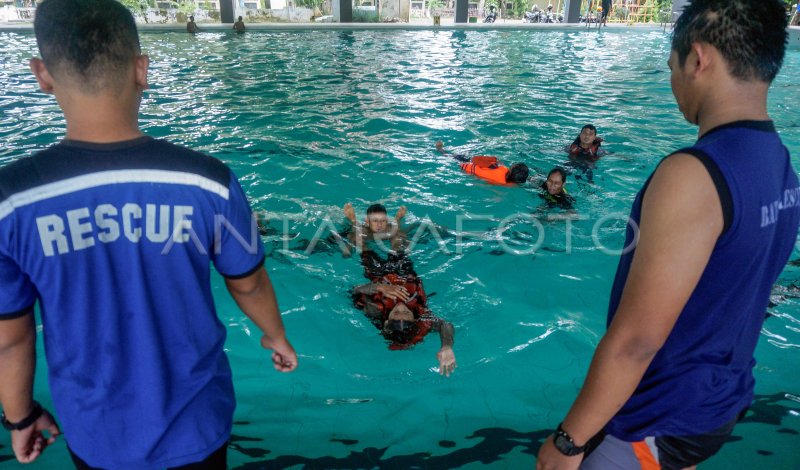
[554,432,581,456]
[554,433,571,453]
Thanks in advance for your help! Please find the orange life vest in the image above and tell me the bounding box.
[460,155,509,185]
[354,274,434,350]
[568,139,603,163]
[354,273,428,319]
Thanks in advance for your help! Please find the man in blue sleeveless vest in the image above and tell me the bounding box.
[537,1,798,469]
[0,0,297,467]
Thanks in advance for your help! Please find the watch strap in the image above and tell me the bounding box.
[1,401,43,431]
[554,422,588,456]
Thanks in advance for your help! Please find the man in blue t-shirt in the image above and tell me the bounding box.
[0,0,297,468]
[537,1,798,469]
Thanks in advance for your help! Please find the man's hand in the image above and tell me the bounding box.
[260,335,298,372]
[376,284,409,302]
[536,435,582,470]
[394,206,407,222]
[11,410,60,464]
[343,203,356,224]
[437,346,457,377]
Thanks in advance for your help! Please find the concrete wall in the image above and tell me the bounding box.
[380,0,410,21]
[790,26,800,50]
[271,6,314,21]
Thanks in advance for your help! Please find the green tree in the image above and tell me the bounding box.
[295,0,323,9]
[427,0,443,14]
[508,0,527,18]
[118,0,152,22]
[175,0,196,16]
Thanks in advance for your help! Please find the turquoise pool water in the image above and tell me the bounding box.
[1,29,799,468]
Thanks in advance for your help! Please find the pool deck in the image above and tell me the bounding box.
[0,21,674,32]
[2,22,798,49]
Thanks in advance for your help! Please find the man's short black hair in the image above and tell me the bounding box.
[547,167,567,182]
[508,163,529,184]
[672,0,787,82]
[34,0,141,93]
[366,204,387,216]
[581,124,597,134]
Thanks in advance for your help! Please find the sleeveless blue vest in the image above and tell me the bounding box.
[606,121,800,441]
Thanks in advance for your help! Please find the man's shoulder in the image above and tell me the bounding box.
[122,138,234,190]
[151,139,229,168]
[0,154,38,203]
[0,138,233,201]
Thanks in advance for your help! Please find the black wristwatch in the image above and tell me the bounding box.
[553,422,587,456]
[1,401,43,431]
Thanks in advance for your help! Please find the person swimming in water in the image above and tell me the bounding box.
[535,167,575,211]
[435,140,529,185]
[342,202,407,257]
[564,124,606,183]
[352,267,457,377]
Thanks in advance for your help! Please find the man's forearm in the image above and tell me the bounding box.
[0,314,37,422]
[559,333,657,445]
[227,270,287,341]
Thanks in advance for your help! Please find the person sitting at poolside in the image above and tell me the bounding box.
[186,15,198,33]
[536,167,575,210]
[436,140,529,185]
[233,16,245,32]
[352,266,456,377]
[342,202,407,257]
[564,124,606,183]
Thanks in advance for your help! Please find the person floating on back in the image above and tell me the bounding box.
[233,15,245,32]
[436,140,529,185]
[564,124,606,183]
[537,1,799,468]
[352,258,457,377]
[0,0,297,467]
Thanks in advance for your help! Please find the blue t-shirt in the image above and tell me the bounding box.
[606,121,800,441]
[0,136,264,469]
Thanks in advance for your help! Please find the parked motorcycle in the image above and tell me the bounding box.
[544,4,560,23]
[523,5,541,23]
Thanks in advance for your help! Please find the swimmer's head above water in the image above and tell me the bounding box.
[545,167,568,195]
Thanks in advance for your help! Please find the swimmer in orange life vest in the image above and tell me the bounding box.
[435,141,529,185]
[564,124,607,183]
[352,268,457,377]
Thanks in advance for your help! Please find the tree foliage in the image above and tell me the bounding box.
[118,0,152,22]
[295,0,324,9]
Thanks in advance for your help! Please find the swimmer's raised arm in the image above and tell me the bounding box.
[394,206,407,222]
[343,203,357,225]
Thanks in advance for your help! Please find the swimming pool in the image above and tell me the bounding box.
[1,28,799,468]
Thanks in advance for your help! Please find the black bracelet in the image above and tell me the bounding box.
[1,401,44,431]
